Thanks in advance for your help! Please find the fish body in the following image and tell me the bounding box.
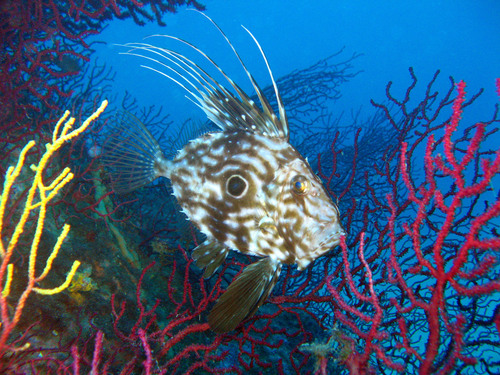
[103,15,345,332]
[170,130,341,269]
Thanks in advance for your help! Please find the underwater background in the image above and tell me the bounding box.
[0,0,499,373]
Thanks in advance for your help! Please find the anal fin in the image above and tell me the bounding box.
[192,239,229,278]
[208,257,281,333]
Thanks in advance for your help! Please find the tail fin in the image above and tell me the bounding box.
[102,111,170,194]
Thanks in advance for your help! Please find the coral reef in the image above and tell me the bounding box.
[0,100,107,356]
[0,0,498,373]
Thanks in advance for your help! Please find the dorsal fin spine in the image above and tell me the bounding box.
[241,26,289,140]
[196,13,285,135]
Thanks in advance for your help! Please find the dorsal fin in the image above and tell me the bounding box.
[119,16,289,139]
[197,11,289,139]
[164,119,215,159]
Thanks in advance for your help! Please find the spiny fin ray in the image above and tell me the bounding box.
[119,15,289,139]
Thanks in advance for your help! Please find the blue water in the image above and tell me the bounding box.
[92,0,500,126]
[87,3,500,373]
[4,0,496,372]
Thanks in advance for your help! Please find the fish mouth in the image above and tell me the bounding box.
[310,221,345,252]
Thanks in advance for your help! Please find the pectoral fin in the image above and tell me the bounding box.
[192,239,229,278]
[208,257,281,333]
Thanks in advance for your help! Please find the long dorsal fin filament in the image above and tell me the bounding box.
[118,13,289,140]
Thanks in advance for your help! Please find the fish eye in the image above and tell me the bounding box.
[226,174,248,198]
[290,175,309,196]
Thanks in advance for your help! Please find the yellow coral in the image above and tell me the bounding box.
[68,265,97,293]
[0,100,108,350]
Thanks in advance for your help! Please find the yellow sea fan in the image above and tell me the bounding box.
[0,100,108,351]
